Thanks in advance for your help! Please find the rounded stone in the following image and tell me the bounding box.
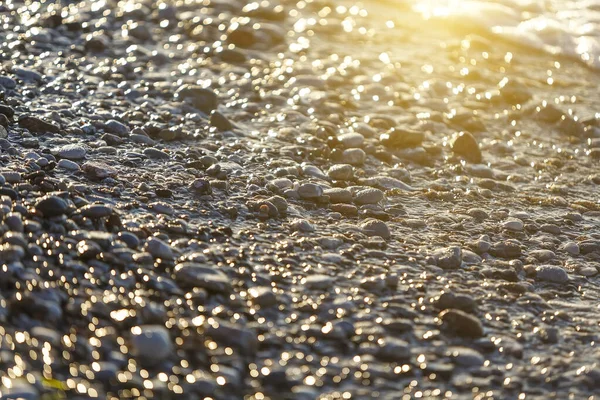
[536,265,568,283]
[360,219,391,240]
[54,144,87,160]
[354,188,384,205]
[36,195,68,217]
[130,325,173,365]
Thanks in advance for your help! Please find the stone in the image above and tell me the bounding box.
[298,183,323,199]
[58,159,80,171]
[54,143,86,160]
[144,237,174,259]
[305,274,334,290]
[360,219,391,240]
[377,337,411,361]
[104,119,130,136]
[435,292,476,312]
[290,218,315,232]
[342,148,366,165]
[328,164,354,180]
[560,241,580,255]
[354,188,384,205]
[131,325,173,365]
[81,204,113,218]
[536,265,568,283]
[438,309,484,338]
[35,195,68,217]
[210,110,233,131]
[432,246,462,269]
[248,287,277,307]
[447,347,485,367]
[82,162,117,180]
[175,84,218,113]
[18,115,60,133]
[174,262,230,292]
[380,128,424,148]
[339,132,364,148]
[144,148,170,160]
[324,188,352,204]
[451,131,482,163]
[503,219,524,231]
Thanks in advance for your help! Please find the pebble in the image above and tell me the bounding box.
[298,183,323,199]
[58,159,80,171]
[354,188,384,205]
[324,188,353,204]
[175,84,219,113]
[144,148,170,160]
[104,119,130,136]
[290,218,315,232]
[130,325,173,365]
[360,219,391,240]
[560,241,580,255]
[380,128,424,148]
[438,309,484,338]
[82,162,118,180]
[54,143,87,160]
[339,132,365,148]
[503,219,524,231]
[248,287,277,307]
[432,246,462,269]
[144,237,175,259]
[304,274,334,290]
[174,262,230,292]
[451,131,482,163]
[210,110,233,131]
[448,347,485,367]
[328,164,354,180]
[536,265,569,283]
[35,195,68,217]
[342,148,366,166]
[81,204,113,218]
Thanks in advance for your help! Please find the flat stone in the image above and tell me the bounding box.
[81,204,113,218]
[18,115,60,133]
[503,219,524,231]
[339,132,364,148]
[82,161,117,180]
[380,128,424,148]
[447,347,485,367]
[144,237,174,259]
[174,262,230,292]
[536,265,568,283]
[354,188,384,205]
[305,274,334,290]
[54,143,87,160]
[324,188,353,204]
[298,183,323,199]
[58,159,80,171]
[328,164,354,180]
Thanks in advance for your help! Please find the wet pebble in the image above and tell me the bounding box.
[536,265,568,283]
[130,325,173,365]
[439,309,484,338]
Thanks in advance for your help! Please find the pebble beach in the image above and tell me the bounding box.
[0,0,600,399]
